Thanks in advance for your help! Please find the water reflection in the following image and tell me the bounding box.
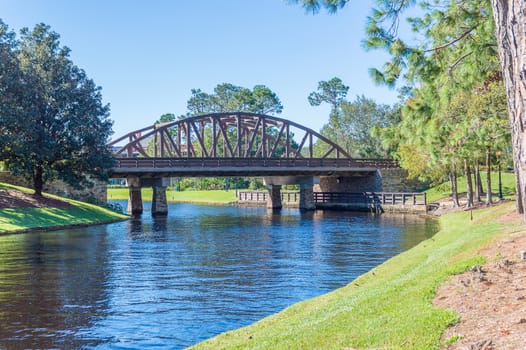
[0,228,112,349]
[0,203,437,349]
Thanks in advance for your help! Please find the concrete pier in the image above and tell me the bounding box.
[266,184,282,209]
[151,185,168,216]
[264,176,318,211]
[126,177,170,216]
[127,186,143,215]
[299,184,315,210]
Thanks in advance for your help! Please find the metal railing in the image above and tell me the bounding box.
[237,191,426,207]
[313,192,427,206]
[238,191,300,203]
[113,157,399,170]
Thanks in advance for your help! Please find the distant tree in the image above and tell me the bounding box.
[251,85,283,115]
[155,113,176,124]
[318,95,400,158]
[307,77,348,117]
[0,23,114,196]
[187,89,213,115]
[186,83,283,116]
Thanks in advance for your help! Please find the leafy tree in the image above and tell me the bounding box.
[0,21,24,160]
[317,95,400,158]
[155,113,176,124]
[293,0,526,216]
[307,77,349,114]
[251,85,284,115]
[186,83,283,116]
[0,22,113,196]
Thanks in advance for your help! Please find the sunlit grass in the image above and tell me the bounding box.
[425,171,515,203]
[108,188,238,204]
[0,183,128,233]
[190,202,522,349]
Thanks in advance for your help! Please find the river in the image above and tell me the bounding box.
[0,202,437,349]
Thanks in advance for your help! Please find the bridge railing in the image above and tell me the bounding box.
[113,157,399,169]
[237,191,426,206]
[313,192,427,206]
[238,191,300,203]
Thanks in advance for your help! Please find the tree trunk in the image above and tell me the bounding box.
[465,159,474,208]
[33,164,43,197]
[486,146,493,205]
[491,0,526,216]
[474,161,482,203]
[450,162,460,208]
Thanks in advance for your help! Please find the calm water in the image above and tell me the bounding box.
[0,203,437,349]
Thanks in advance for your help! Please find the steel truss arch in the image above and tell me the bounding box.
[109,112,352,160]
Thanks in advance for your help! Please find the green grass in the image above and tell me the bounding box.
[190,202,523,350]
[425,171,516,203]
[0,183,128,233]
[108,188,238,204]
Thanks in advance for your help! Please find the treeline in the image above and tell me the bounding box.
[298,0,511,207]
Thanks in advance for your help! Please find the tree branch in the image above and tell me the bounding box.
[424,26,477,53]
[447,51,473,74]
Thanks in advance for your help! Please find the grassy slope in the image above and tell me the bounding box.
[0,183,128,233]
[425,171,515,203]
[108,188,238,204]
[191,202,523,350]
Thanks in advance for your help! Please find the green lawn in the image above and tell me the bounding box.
[0,183,128,233]
[108,187,238,204]
[190,202,523,350]
[425,171,516,203]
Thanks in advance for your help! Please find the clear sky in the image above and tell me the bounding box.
[1,0,399,139]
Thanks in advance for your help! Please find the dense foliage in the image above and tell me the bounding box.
[0,20,114,196]
[308,77,401,158]
[296,0,511,207]
[186,83,283,117]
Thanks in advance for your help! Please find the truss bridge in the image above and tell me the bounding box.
[108,112,399,215]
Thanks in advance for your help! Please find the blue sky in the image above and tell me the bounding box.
[1,0,400,138]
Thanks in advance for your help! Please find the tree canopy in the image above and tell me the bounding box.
[308,78,401,158]
[0,21,114,196]
[295,0,513,208]
[186,83,283,116]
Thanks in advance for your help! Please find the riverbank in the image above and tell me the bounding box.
[190,201,525,349]
[0,183,128,234]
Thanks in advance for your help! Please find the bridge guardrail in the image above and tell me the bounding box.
[238,191,300,203]
[313,192,427,206]
[113,157,399,169]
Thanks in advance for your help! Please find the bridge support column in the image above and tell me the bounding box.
[299,184,315,210]
[127,179,143,215]
[140,177,170,216]
[152,186,168,216]
[266,184,282,210]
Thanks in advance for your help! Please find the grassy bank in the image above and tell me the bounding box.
[108,187,238,204]
[190,202,523,349]
[425,171,516,203]
[0,184,128,234]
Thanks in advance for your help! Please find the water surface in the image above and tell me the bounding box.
[0,203,437,349]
